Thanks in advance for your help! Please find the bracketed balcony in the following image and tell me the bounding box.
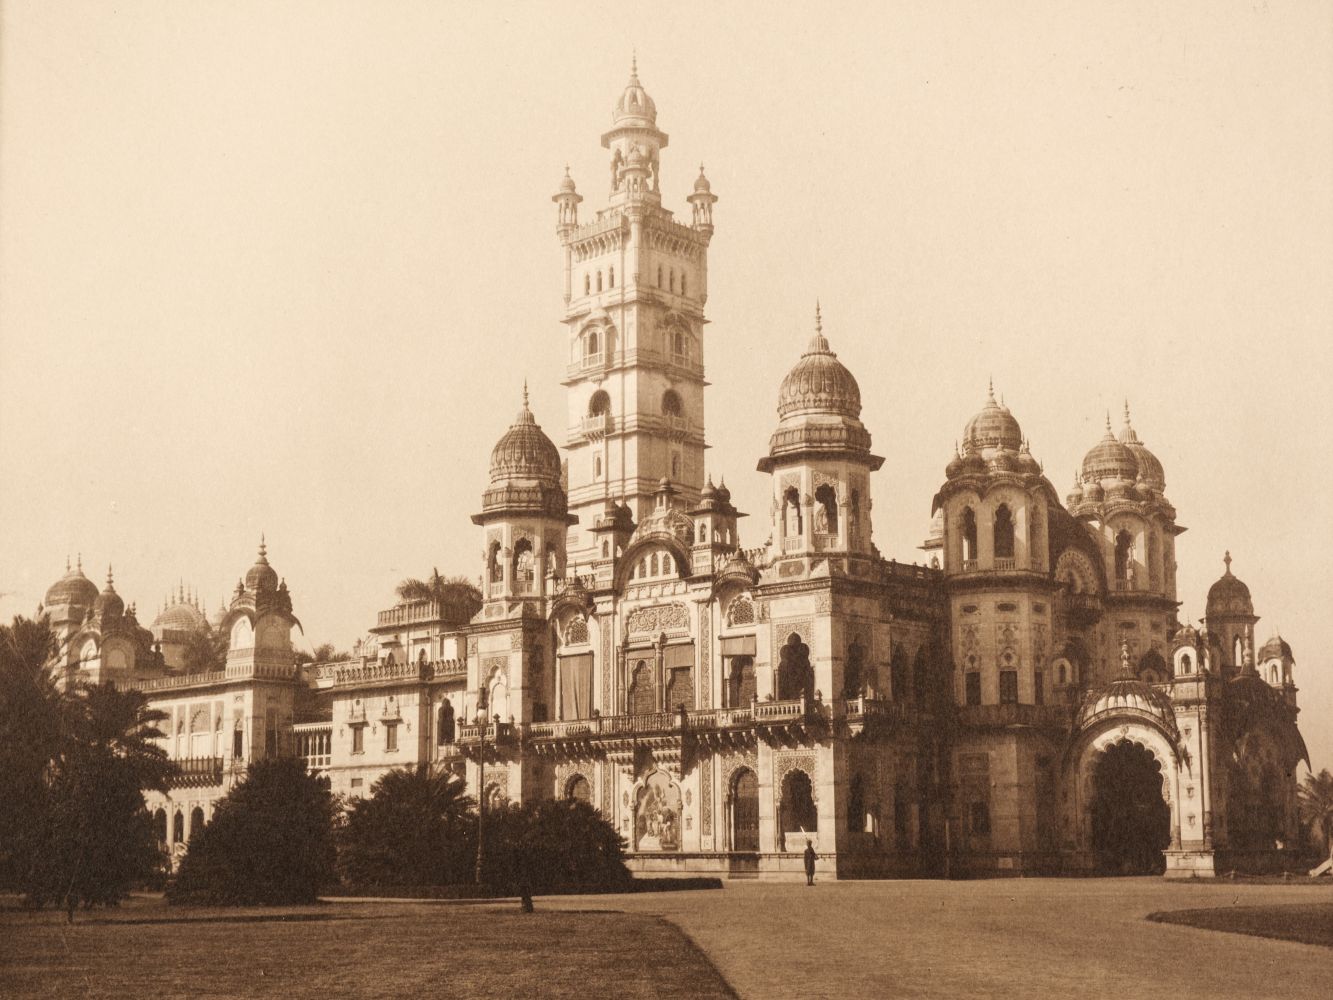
[169,756,225,789]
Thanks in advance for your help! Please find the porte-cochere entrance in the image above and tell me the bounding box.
[1089,740,1171,875]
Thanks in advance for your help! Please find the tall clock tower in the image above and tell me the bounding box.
[552,59,718,565]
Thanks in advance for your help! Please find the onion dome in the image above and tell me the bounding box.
[1083,479,1104,502]
[700,476,719,502]
[760,306,880,472]
[715,478,732,505]
[488,385,562,485]
[245,537,279,592]
[1016,440,1041,475]
[1075,640,1177,736]
[613,55,657,125]
[44,557,99,608]
[962,382,1023,454]
[776,313,862,419]
[93,567,125,620]
[1081,413,1139,484]
[693,165,712,193]
[558,168,577,194]
[945,443,964,479]
[1258,633,1293,662]
[1119,402,1165,491]
[1066,470,1085,506]
[1206,551,1254,617]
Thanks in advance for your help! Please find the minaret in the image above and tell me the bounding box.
[555,59,718,565]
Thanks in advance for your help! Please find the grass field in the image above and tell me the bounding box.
[0,895,736,999]
[1147,902,1333,948]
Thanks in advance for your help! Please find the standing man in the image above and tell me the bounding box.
[803,839,818,885]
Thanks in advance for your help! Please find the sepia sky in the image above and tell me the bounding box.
[2,2,1330,769]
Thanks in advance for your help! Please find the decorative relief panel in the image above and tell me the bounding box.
[700,757,713,837]
[726,595,754,627]
[700,605,712,709]
[481,655,508,679]
[773,618,815,649]
[626,602,690,636]
[773,752,818,807]
[723,750,759,789]
[601,615,612,712]
[601,762,613,817]
[815,593,832,613]
[510,632,525,650]
[467,637,479,656]
[757,600,770,623]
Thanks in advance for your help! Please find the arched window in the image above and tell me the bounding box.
[777,634,814,701]
[680,272,687,296]
[814,484,838,536]
[843,640,865,698]
[1233,635,1244,668]
[1115,530,1134,584]
[657,264,663,287]
[698,523,707,543]
[588,389,610,416]
[567,775,591,802]
[189,806,205,840]
[961,508,978,563]
[437,700,455,745]
[597,270,603,292]
[994,505,1015,560]
[173,811,185,844]
[608,266,615,288]
[669,268,675,292]
[512,539,534,594]
[488,541,503,585]
[586,330,600,358]
[594,454,602,478]
[671,455,681,479]
[639,556,649,578]
[847,773,865,832]
[155,808,168,844]
[661,389,683,416]
[629,659,655,714]
[650,552,660,576]
[782,487,803,538]
[584,273,590,295]
[728,656,756,707]
[1180,653,1192,675]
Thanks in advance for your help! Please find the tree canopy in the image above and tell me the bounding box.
[1299,768,1333,857]
[395,568,482,626]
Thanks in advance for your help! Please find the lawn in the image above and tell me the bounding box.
[0,895,737,999]
[1148,902,1333,948]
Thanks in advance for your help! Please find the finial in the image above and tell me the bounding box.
[1223,550,1232,574]
[631,49,637,77]
[986,377,995,403]
[523,379,529,408]
[815,300,822,334]
[1123,399,1132,426]
[106,564,114,588]
[699,162,705,175]
[259,532,267,559]
[1105,411,1112,433]
[77,553,82,571]
[65,555,71,572]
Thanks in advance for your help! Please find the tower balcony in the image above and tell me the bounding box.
[580,412,617,440]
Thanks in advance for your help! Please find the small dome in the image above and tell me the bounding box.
[93,568,124,620]
[558,168,577,194]
[715,479,732,504]
[693,166,712,193]
[776,323,862,420]
[153,591,206,635]
[1258,633,1293,662]
[962,384,1023,454]
[1081,416,1139,485]
[1076,675,1177,734]
[1206,551,1253,617]
[44,559,99,608]
[613,58,657,125]
[945,445,965,479]
[1084,480,1104,502]
[1016,441,1041,475]
[489,388,562,485]
[245,539,279,593]
[1119,404,1165,491]
[700,477,718,500]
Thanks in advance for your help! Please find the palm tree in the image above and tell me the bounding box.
[1298,768,1333,858]
[396,568,482,626]
[72,684,174,792]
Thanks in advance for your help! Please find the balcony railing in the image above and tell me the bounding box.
[581,412,615,438]
[332,659,441,686]
[994,557,1017,571]
[168,756,225,788]
[961,559,978,572]
[377,600,447,628]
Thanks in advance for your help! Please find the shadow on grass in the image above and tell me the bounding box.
[1147,902,1333,948]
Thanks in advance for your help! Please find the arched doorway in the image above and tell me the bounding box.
[628,659,655,715]
[566,774,591,803]
[779,768,818,851]
[731,768,759,852]
[728,656,756,708]
[1089,741,1170,874]
[189,806,205,842]
[777,634,813,701]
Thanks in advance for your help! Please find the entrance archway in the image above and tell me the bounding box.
[1089,740,1170,874]
[730,768,759,851]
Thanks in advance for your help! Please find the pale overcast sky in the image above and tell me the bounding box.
[2,1,1330,768]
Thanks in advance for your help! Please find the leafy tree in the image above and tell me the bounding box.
[338,765,475,887]
[1299,768,1333,857]
[295,642,351,666]
[396,568,482,626]
[168,757,337,905]
[0,615,64,891]
[181,625,227,675]
[481,798,629,895]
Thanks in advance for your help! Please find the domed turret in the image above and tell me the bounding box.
[776,313,862,419]
[93,566,125,620]
[1119,402,1165,492]
[245,537,279,593]
[613,54,657,126]
[945,443,965,479]
[1081,414,1139,485]
[1258,633,1293,662]
[153,583,207,637]
[1075,641,1177,736]
[1206,550,1253,617]
[489,385,562,486]
[962,382,1023,455]
[44,556,99,609]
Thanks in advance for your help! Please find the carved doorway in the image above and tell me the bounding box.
[732,768,759,851]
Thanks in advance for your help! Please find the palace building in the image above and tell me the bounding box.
[40,63,1308,879]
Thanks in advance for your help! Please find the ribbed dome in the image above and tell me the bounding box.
[693,166,712,193]
[1119,404,1165,491]
[558,168,577,194]
[1207,551,1253,617]
[1257,634,1293,661]
[962,385,1023,453]
[245,539,279,593]
[154,599,206,634]
[1076,675,1178,734]
[44,559,99,608]
[489,389,562,485]
[93,568,124,620]
[613,58,657,125]
[776,328,862,419]
[1081,417,1139,484]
